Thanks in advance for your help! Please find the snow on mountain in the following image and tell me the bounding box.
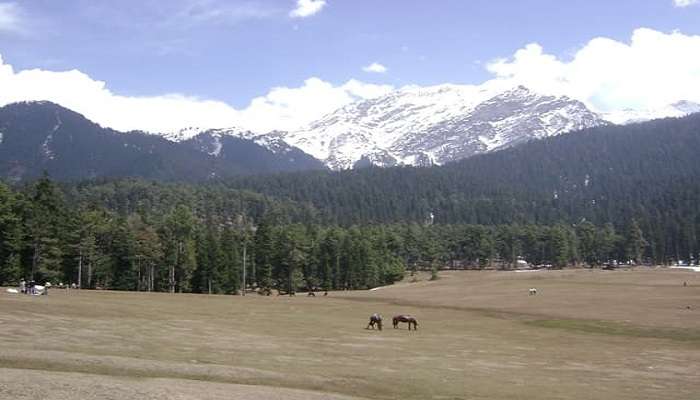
[162,126,206,142]
[603,101,700,124]
[161,85,699,171]
[280,83,504,168]
[182,128,302,158]
[280,84,606,169]
[164,124,261,142]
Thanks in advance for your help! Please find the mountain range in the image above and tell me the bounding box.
[165,84,700,170]
[1,83,698,182]
[0,102,324,182]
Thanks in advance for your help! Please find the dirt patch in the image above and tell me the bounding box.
[0,368,366,400]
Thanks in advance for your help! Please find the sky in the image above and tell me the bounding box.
[0,0,699,132]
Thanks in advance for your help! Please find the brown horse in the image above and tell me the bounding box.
[393,315,418,330]
[367,313,383,330]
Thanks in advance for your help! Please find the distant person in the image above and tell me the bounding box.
[19,279,26,294]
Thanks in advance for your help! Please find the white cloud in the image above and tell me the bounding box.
[0,54,392,133]
[0,56,239,133]
[289,0,326,18]
[674,0,699,7]
[486,28,700,112]
[240,78,393,132]
[362,62,388,74]
[2,27,699,135]
[0,2,24,34]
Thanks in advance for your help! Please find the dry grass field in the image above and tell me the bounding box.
[1,268,699,400]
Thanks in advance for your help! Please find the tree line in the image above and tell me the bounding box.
[4,113,700,291]
[0,177,404,292]
[0,176,671,293]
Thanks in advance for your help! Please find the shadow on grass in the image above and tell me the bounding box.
[525,319,700,345]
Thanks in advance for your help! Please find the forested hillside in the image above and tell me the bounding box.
[0,175,638,293]
[0,114,698,292]
[226,114,700,226]
[0,102,325,182]
[224,114,700,262]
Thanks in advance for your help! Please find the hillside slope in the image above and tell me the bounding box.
[0,102,325,181]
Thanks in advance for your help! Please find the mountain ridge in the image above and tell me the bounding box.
[0,102,325,182]
[160,84,700,170]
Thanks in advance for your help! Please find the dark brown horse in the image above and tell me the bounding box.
[393,315,418,330]
[367,313,383,330]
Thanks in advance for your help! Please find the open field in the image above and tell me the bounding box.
[1,268,699,400]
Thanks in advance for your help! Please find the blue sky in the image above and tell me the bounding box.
[0,0,699,132]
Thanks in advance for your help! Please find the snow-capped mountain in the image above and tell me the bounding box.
[603,101,700,125]
[162,85,699,171]
[281,85,606,169]
[181,128,324,172]
[181,128,301,156]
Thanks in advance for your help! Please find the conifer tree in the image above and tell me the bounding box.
[625,219,647,264]
[0,183,22,284]
[24,174,65,282]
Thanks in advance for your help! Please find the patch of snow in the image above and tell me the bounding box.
[369,285,392,291]
[162,126,205,142]
[41,134,55,160]
[52,114,62,133]
[603,101,700,125]
[479,134,506,151]
[670,266,700,272]
[209,135,223,157]
[41,112,63,161]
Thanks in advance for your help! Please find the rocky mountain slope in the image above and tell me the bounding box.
[277,85,609,169]
[166,85,611,170]
[162,84,700,171]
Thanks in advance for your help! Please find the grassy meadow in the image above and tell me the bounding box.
[1,268,699,399]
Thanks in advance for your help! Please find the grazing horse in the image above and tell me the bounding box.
[393,315,418,330]
[367,313,383,330]
[529,288,538,295]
